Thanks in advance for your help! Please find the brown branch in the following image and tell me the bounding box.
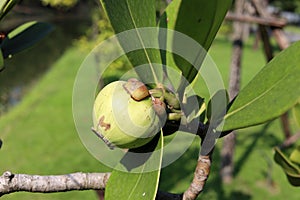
[1,128,212,200]
[1,143,212,200]
[280,132,300,149]
[155,135,213,200]
[225,12,287,28]
[280,112,292,139]
[183,154,212,200]
[0,168,207,200]
[272,29,290,49]
[0,171,110,196]
[258,24,273,61]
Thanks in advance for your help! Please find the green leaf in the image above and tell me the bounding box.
[105,133,163,200]
[0,21,53,58]
[293,102,300,127]
[206,89,228,125]
[0,0,20,21]
[274,147,300,175]
[184,94,206,123]
[220,41,300,132]
[100,0,162,86]
[285,171,300,187]
[274,147,300,186]
[159,0,232,83]
[290,146,300,166]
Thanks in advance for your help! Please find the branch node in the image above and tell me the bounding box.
[3,171,13,180]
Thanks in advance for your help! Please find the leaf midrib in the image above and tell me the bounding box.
[126,0,159,84]
[127,132,163,200]
[224,70,291,119]
[127,164,146,199]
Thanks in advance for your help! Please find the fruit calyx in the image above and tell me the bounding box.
[123,78,150,101]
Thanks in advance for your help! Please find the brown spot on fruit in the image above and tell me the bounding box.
[98,116,111,131]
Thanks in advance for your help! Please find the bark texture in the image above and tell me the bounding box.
[183,155,211,200]
[0,171,110,196]
[0,165,214,200]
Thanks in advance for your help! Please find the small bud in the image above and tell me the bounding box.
[164,91,180,110]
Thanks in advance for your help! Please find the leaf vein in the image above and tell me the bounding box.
[224,71,291,119]
[126,0,159,84]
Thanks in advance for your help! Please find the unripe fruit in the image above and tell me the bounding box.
[93,80,161,149]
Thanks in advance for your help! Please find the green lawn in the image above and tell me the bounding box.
[0,47,110,200]
[0,33,299,200]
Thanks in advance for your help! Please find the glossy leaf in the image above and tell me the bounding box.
[220,41,300,132]
[100,0,162,85]
[105,133,163,200]
[206,89,228,125]
[293,102,300,127]
[158,0,180,76]
[274,147,300,186]
[0,21,53,58]
[159,0,232,83]
[290,146,300,166]
[0,0,19,21]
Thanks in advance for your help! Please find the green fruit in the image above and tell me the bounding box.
[93,81,161,149]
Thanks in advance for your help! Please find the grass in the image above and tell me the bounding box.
[0,47,110,200]
[285,25,300,34]
[0,32,300,200]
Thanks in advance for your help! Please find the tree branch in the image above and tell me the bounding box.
[183,154,212,200]
[225,12,287,28]
[1,147,212,200]
[280,131,300,149]
[1,124,212,200]
[0,171,110,196]
[0,170,201,200]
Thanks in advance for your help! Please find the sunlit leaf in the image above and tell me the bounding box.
[105,133,163,200]
[0,21,53,58]
[220,41,300,131]
[206,89,228,125]
[0,0,20,21]
[100,0,162,86]
[274,147,300,186]
[290,146,300,166]
[293,102,300,127]
[159,0,232,83]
